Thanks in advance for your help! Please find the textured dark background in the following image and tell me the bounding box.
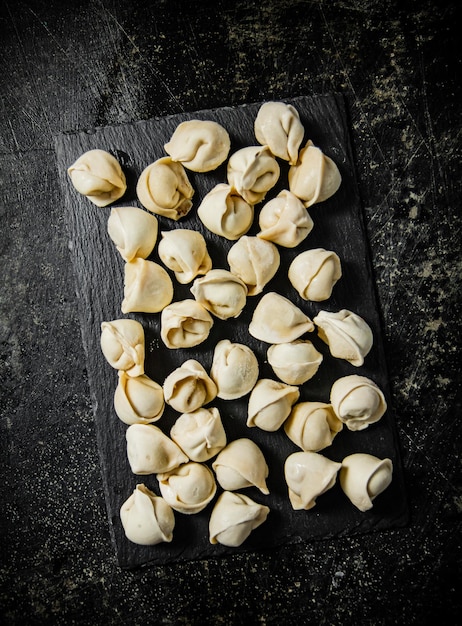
[1,0,461,624]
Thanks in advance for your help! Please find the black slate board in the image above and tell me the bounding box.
[55,95,408,569]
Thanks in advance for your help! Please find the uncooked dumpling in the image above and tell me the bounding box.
[247,378,300,432]
[227,236,280,296]
[120,484,174,545]
[68,149,126,207]
[160,299,214,349]
[267,340,323,385]
[313,309,373,367]
[126,423,188,475]
[212,438,269,494]
[227,145,280,205]
[100,318,145,377]
[163,359,217,413]
[137,157,194,220]
[114,371,165,425]
[197,183,254,240]
[121,258,173,314]
[284,451,341,510]
[164,119,230,172]
[170,407,227,462]
[339,453,393,511]
[107,205,158,262]
[288,248,342,301]
[284,402,343,452]
[191,269,247,320]
[157,462,217,514]
[254,101,304,164]
[288,140,341,207]
[249,292,314,344]
[209,491,270,547]
[330,375,387,431]
[157,229,212,284]
[210,340,259,400]
[257,190,313,248]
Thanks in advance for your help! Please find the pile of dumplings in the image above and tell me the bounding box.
[69,101,393,550]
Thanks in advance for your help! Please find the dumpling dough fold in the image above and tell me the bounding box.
[122,258,173,314]
[120,484,174,545]
[137,157,194,220]
[126,423,188,475]
[227,236,280,296]
[158,229,212,284]
[210,340,259,400]
[114,371,165,425]
[157,462,217,514]
[163,359,217,413]
[257,190,313,248]
[209,491,270,547]
[170,407,227,462]
[107,206,158,262]
[198,183,254,240]
[212,438,269,494]
[284,451,341,510]
[160,299,214,349]
[227,145,280,205]
[288,140,341,207]
[100,319,145,377]
[340,453,393,511]
[313,309,373,367]
[254,101,304,164]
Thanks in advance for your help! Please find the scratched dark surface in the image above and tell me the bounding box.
[1,0,461,624]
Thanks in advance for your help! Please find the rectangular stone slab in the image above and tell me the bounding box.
[55,94,408,569]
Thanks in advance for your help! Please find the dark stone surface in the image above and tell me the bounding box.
[1,0,460,623]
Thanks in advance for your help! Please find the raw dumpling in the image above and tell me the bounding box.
[257,190,314,248]
[313,309,373,367]
[227,236,280,296]
[100,319,145,377]
[68,149,126,207]
[157,229,212,284]
[191,269,247,320]
[160,299,214,349]
[114,371,165,425]
[210,339,259,400]
[340,453,393,512]
[288,140,341,207]
[284,451,341,510]
[136,157,194,220]
[330,375,387,431]
[120,484,174,545]
[164,119,231,172]
[212,438,269,494]
[247,378,300,432]
[209,491,270,547]
[284,402,343,452]
[249,292,314,344]
[121,258,173,314]
[197,183,254,240]
[126,423,188,474]
[288,248,342,301]
[170,407,227,462]
[107,206,158,262]
[157,462,217,514]
[267,340,323,385]
[227,145,280,205]
[254,101,304,164]
[163,359,217,413]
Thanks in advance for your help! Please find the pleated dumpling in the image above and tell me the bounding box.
[107,206,158,262]
[267,340,323,385]
[191,269,247,320]
[257,190,314,248]
[209,491,270,547]
[136,157,194,220]
[313,309,373,367]
[330,375,387,431]
[170,407,227,462]
[120,484,174,545]
[114,371,165,425]
[121,258,173,314]
[157,462,217,514]
[247,378,300,432]
[197,183,254,240]
[158,229,212,284]
[126,424,188,475]
[164,119,230,172]
[212,438,269,494]
[284,451,341,510]
[288,248,342,301]
[210,340,259,400]
[254,101,304,164]
[340,453,393,512]
[249,292,314,344]
[227,236,280,296]
[163,359,217,413]
[284,402,343,452]
[160,299,214,349]
[288,140,341,207]
[227,145,280,205]
[68,149,126,207]
[100,319,145,377]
